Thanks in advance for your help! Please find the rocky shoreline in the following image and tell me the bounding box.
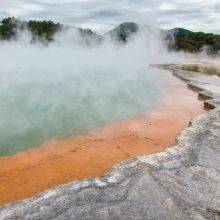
[0,68,220,220]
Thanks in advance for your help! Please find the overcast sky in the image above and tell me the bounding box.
[0,0,219,33]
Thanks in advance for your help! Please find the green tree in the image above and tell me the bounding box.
[27,20,61,41]
[0,17,17,40]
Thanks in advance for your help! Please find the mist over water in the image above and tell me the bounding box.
[0,28,178,155]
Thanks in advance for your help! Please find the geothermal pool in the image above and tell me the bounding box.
[0,68,204,205]
[0,67,164,155]
[0,31,205,206]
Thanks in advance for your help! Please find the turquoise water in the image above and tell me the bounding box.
[0,67,164,156]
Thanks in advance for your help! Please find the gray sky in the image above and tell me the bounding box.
[0,0,219,33]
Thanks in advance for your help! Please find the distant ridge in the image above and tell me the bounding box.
[167,28,193,37]
[106,22,139,42]
[0,17,220,54]
[106,23,220,54]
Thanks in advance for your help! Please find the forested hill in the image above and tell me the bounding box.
[0,17,101,44]
[166,27,220,54]
[106,22,220,55]
[0,17,220,55]
[0,17,61,41]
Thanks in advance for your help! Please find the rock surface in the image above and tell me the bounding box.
[0,69,220,220]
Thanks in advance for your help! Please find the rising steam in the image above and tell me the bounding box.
[0,26,185,155]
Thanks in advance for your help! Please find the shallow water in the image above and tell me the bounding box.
[0,67,164,155]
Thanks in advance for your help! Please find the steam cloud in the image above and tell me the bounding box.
[0,26,184,155]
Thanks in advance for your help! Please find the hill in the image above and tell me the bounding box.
[0,17,220,54]
[165,28,220,54]
[105,22,139,42]
[167,27,193,37]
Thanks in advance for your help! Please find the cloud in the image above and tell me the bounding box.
[0,0,219,33]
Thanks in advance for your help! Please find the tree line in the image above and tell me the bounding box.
[0,17,219,55]
[0,17,61,41]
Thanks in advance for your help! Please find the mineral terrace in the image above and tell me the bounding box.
[0,68,220,220]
